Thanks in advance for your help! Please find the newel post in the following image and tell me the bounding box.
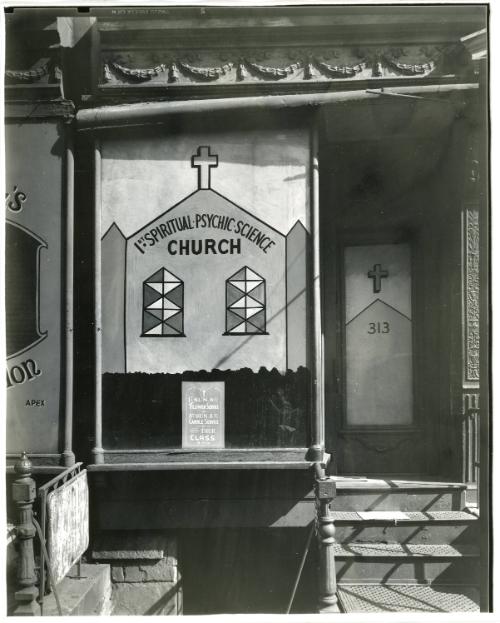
[12,452,39,615]
[315,476,339,613]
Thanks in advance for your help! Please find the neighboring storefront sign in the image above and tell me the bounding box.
[5,122,65,457]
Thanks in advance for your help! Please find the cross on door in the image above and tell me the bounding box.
[191,146,218,190]
[367,263,389,293]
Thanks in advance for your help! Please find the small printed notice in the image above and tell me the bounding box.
[182,381,225,448]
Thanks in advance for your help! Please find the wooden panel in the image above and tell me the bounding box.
[5,120,68,461]
[90,469,315,501]
[99,448,308,464]
[97,498,316,529]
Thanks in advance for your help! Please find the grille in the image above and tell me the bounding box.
[338,584,479,612]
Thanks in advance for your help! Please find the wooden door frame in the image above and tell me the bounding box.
[323,225,428,477]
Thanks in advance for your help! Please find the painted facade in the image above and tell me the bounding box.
[4,5,490,617]
[101,131,310,374]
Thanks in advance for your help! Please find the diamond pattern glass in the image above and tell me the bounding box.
[225,266,266,335]
[142,268,184,336]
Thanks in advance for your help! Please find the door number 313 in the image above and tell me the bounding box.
[368,321,390,334]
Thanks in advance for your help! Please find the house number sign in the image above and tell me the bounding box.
[368,321,390,334]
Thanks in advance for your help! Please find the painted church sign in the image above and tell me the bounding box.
[101,130,311,449]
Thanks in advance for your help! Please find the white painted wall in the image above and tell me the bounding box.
[125,191,286,373]
[101,129,310,374]
[101,129,310,238]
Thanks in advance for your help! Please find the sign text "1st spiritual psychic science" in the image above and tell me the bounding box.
[133,213,277,256]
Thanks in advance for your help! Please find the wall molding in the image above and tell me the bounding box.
[463,208,480,385]
[100,43,467,87]
[5,60,60,85]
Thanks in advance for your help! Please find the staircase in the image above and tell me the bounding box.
[332,478,480,613]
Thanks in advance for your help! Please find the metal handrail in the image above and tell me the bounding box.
[38,462,83,495]
[32,518,62,616]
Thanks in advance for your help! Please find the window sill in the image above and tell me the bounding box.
[87,448,319,471]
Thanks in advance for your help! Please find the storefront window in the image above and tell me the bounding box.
[100,126,312,451]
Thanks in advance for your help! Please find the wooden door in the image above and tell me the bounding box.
[318,111,465,480]
[324,234,426,477]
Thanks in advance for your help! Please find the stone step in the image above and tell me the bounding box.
[333,478,466,511]
[92,531,181,615]
[40,563,112,616]
[337,583,480,613]
[333,543,479,584]
[332,510,478,544]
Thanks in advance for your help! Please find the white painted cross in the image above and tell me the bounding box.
[191,146,219,190]
[367,263,389,293]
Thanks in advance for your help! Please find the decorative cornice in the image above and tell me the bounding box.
[102,46,449,87]
[5,63,52,83]
[313,59,365,78]
[385,60,434,76]
[4,57,64,88]
[178,60,233,81]
[109,61,167,80]
[244,59,301,80]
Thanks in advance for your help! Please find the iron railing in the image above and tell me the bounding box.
[37,462,84,615]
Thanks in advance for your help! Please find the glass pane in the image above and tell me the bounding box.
[101,129,312,449]
[344,243,413,426]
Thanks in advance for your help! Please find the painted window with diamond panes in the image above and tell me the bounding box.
[100,131,311,451]
[225,266,267,335]
[142,268,185,337]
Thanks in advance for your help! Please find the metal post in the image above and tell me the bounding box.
[39,487,47,615]
[63,130,76,468]
[315,476,339,613]
[93,139,104,464]
[308,114,325,464]
[12,452,39,616]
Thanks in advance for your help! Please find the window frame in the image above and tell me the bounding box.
[91,116,324,469]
